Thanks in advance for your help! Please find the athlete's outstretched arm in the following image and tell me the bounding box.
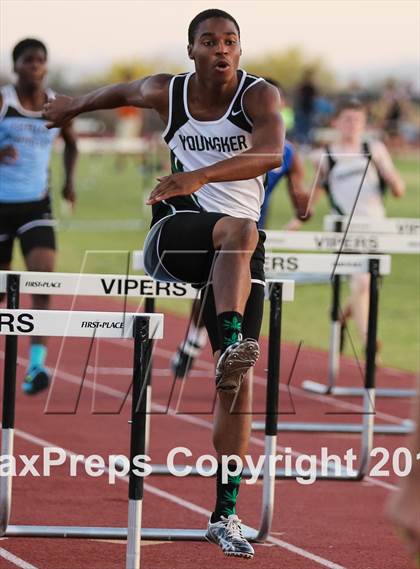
[42,74,172,128]
[147,81,284,204]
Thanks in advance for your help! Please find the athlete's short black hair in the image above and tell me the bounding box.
[12,38,47,63]
[188,9,240,44]
[335,97,365,116]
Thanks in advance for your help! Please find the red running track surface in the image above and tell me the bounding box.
[0,295,417,569]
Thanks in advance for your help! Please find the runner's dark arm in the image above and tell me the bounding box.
[0,93,18,164]
[286,152,312,221]
[60,122,78,205]
[42,74,172,128]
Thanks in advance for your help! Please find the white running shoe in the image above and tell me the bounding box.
[205,514,255,559]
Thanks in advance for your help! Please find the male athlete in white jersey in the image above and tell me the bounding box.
[43,9,287,558]
[308,98,405,356]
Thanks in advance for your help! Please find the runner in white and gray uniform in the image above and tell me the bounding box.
[311,98,405,354]
[43,9,288,559]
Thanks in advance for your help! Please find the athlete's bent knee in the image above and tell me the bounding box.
[214,218,258,253]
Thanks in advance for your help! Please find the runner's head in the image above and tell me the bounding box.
[13,38,48,88]
[333,98,367,141]
[188,9,241,82]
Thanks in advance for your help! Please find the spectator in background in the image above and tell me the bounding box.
[293,68,317,146]
[380,79,408,151]
[114,69,143,169]
[263,78,294,134]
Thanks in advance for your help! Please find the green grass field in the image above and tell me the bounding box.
[11,150,420,372]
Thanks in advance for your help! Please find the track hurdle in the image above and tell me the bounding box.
[323,215,420,235]
[0,274,163,569]
[262,226,419,398]
[131,251,391,478]
[0,271,294,550]
[263,250,413,436]
[260,253,410,443]
[297,215,420,399]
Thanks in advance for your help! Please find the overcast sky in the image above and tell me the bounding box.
[1,0,419,86]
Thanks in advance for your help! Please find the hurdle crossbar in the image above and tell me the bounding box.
[117,278,295,530]
[323,215,420,235]
[0,270,199,299]
[264,230,419,254]
[130,252,382,481]
[0,272,290,557]
[261,227,418,401]
[132,249,412,439]
[297,216,419,399]
[0,274,165,569]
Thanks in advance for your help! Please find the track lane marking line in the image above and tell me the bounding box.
[9,428,348,569]
[2,351,398,492]
[0,547,40,569]
[104,341,413,425]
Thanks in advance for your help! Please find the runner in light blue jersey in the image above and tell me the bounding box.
[0,38,78,395]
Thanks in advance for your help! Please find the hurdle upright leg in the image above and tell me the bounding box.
[130,283,287,542]
[357,259,379,475]
[143,298,154,456]
[253,261,392,477]
[0,274,20,536]
[256,282,282,540]
[126,316,151,569]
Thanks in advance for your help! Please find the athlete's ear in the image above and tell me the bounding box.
[187,43,194,60]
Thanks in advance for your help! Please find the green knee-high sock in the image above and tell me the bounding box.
[211,463,243,522]
[217,311,243,354]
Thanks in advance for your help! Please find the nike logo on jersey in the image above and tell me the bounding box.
[179,134,248,153]
[231,109,242,116]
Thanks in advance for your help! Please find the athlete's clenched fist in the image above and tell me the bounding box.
[43,94,75,128]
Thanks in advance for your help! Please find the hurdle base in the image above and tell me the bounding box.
[251,420,414,435]
[5,525,258,541]
[302,379,416,399]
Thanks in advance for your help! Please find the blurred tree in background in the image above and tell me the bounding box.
[105,59,182,83]
[245,46,336,91]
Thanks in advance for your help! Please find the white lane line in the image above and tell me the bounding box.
[2,350,398,492]
[264,536,346,569]
[10,428,348,569]
[86,365,211,378]
[0,547,40,569]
